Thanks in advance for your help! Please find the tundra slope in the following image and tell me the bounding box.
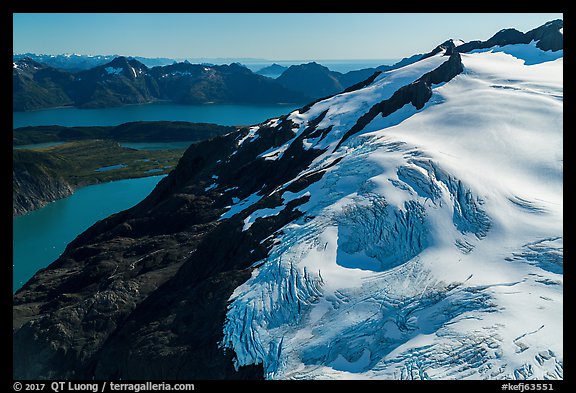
[13,20,563,380]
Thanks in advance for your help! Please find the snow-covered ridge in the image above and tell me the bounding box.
[220,38,562,380]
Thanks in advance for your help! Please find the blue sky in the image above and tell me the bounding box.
[13,13,563,60]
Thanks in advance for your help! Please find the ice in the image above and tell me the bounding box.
[221,41,562,380]
[469,40,563,65]
[204,183,218,192]
[220,191,263,220]
[237,126,261,146]
[287,51,451,151]
[329,349,372,372]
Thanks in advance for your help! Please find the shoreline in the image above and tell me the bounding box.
[14,172,169,218]
[13,99,305,114]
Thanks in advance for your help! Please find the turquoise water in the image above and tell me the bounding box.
[12,102,300,293]
[13,175,166,292]
[13,102,300,128]
[95,164,128,172]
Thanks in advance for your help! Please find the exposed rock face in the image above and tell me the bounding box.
[527,19,564,51]
[13,150,74,216]
[458,19,563,53]
[12,115,321,379]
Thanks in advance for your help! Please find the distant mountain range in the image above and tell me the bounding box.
[255,63,289,78]
[12,53,180,72]
[13,57,311,111]
[13,54,426,112]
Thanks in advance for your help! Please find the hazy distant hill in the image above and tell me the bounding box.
[255,63,288,78]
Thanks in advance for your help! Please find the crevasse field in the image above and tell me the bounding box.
[220,40,563,379]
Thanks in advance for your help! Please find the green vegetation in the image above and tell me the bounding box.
[13,121,235,146]
[13,121,236,215]
[15,139,185,187]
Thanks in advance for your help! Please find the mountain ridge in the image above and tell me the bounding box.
[13,57,312,111]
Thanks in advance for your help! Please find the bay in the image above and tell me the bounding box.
[13,175,166,292]
[13,101,299,292]
[13,102,300,129]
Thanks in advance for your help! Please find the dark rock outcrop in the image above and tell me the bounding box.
[526,19,563,51]
[458,19,563,53]
[13,150,74,215]
[12,111,326,379]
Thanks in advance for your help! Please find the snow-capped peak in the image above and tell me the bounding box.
[451,38,465,47]
[219,27,563,380]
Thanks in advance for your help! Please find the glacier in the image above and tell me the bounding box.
[220,41,563,380]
